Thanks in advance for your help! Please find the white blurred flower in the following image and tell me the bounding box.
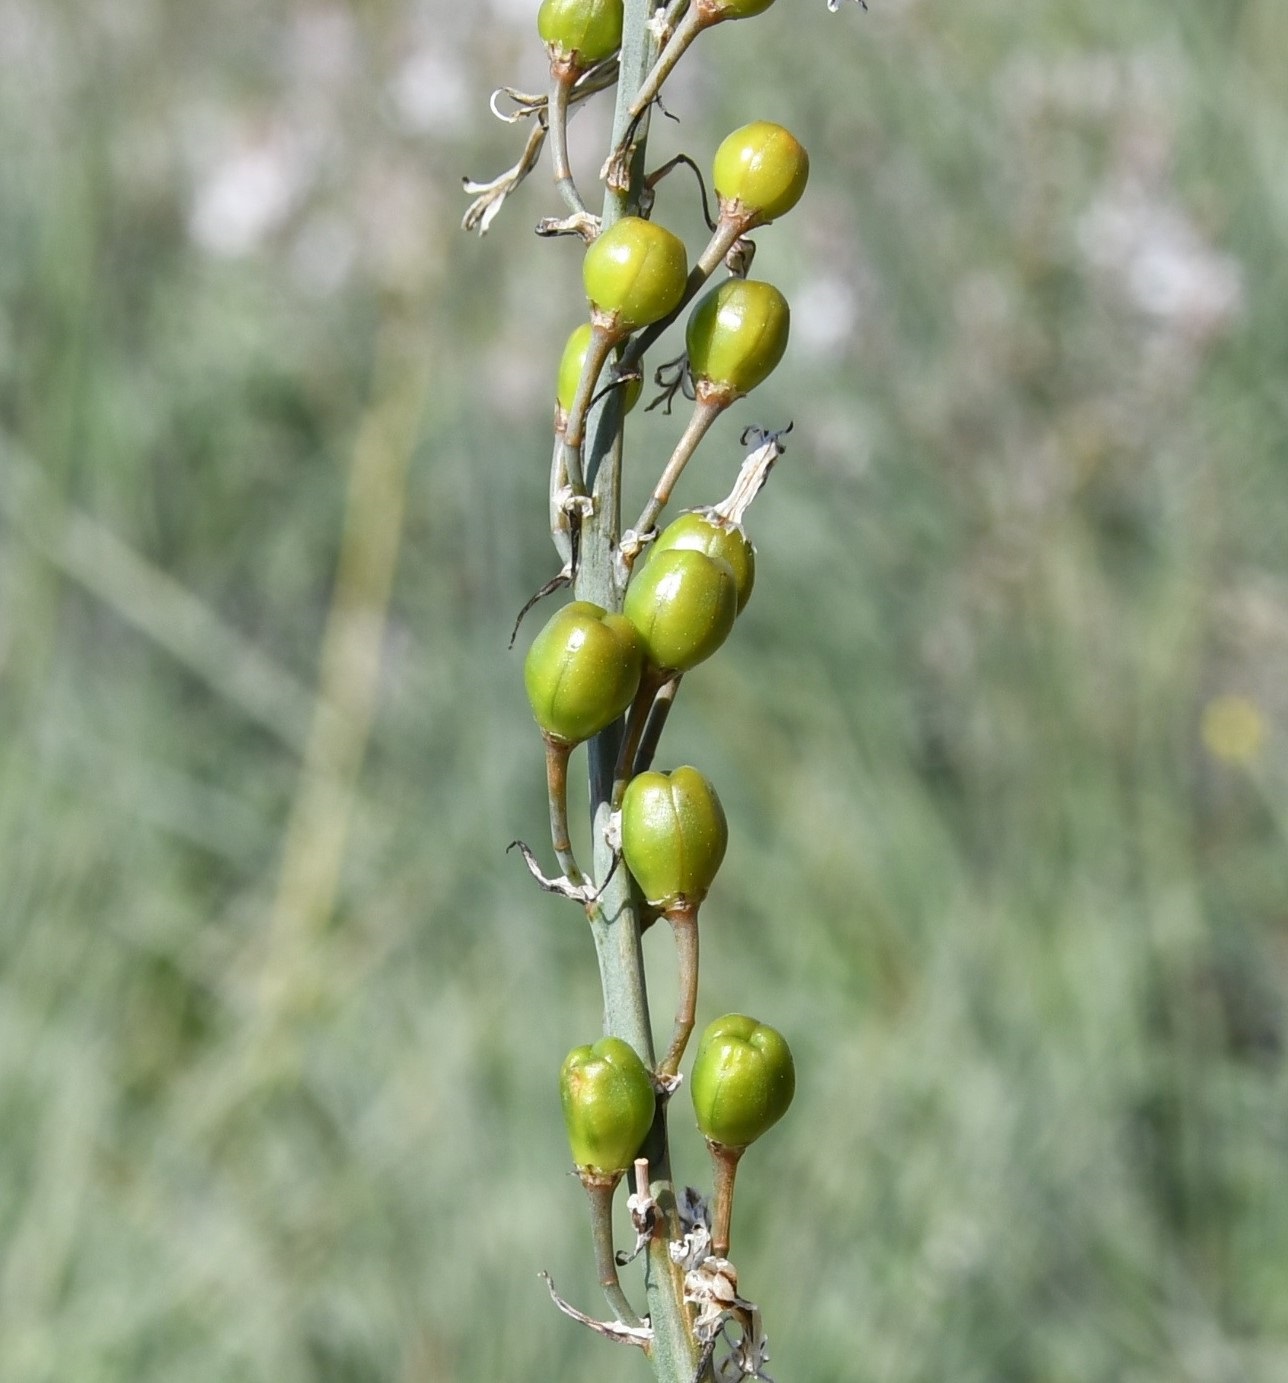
[791,274,858,358]
[1077,179,1243,337]
[285,5,356,87]
[390,46,471,135]
[189,129,312,258]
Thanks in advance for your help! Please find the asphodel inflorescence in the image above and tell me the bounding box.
[463,3,867,1377]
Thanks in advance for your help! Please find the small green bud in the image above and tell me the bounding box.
[690,1014,795,1150]
[556,322,642,418]
[622,548,738,674]
[712,121,810,226]
[686,279,790,400]
[538,0,624,67]
[524,601,644,745]
[583,217,689,335]
[560,1036,656,1176]
[621,765,728,909]
[649,511,755,614]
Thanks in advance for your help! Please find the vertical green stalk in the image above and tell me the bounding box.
[574,3,707,1378]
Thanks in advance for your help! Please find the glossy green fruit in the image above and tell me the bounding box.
[583,217,689,334]
[524,601,644,745]
[686,279,790,399]
[560,1037,655,1176]
[621,765,728,909]
[690,1014,795,1150]
[649,511,755,614]
[538,0,624,66]
[713,121,810,226]
[556,322,642,417]
[622,549,738,673]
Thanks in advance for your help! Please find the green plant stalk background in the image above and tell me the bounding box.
[3,1,1288,1381]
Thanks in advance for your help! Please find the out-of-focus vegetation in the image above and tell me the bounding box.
[2,0,1287,1379]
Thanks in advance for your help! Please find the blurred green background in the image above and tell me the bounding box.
[3,0,1287,1379]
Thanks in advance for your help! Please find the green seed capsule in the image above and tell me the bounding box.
[556,322,642,418]
[524,601,644,745]
[583,217,689,335]
[648,511,755,614]
[622,548,738,674]
[686,279,790,400]
[690,1014,795,1150]
[538,0,624,67]
[621,765,728,910]
[560,1037,656,1176]
[712,121,810,227]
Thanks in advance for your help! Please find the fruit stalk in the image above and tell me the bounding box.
[559,324,616,496]
[634,395,725,538]
[707,1141,744,1258]
[659,904,700,1078]
[627,3,706,119]
[543,734,583,886]
[633,673,680,776]
[583,1176,644,1327]
[548,70,589,217]
[611,667,664,810]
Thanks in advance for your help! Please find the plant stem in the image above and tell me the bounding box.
[634,396,725,538]
[543,734,584,887]
[574,4,707,1378]
[633,674,681,775]
[548,70,589,218]
[548,433,574,568]
[560,324,617,497]
[628,4,707,119]
[707,1141,745,1259]
[612,668,665,811]
[659,905,699,1078]
[584,1177,644,1328]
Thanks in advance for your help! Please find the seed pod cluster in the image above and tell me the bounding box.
[487,0,822,1333]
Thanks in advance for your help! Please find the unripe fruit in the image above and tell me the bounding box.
[713,121,810,226]
[686,279,790,400]
[583,217,689,335]
[649,511,755,614]
[623,548,738,674]
[561,1037,655,1177]
[556,322,642,417]
[524,601,644,745]
[538,0,624,66]
[621,765,728,910]
[691,1014,795,1150]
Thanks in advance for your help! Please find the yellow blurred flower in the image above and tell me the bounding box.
[1201,694,1266,766]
